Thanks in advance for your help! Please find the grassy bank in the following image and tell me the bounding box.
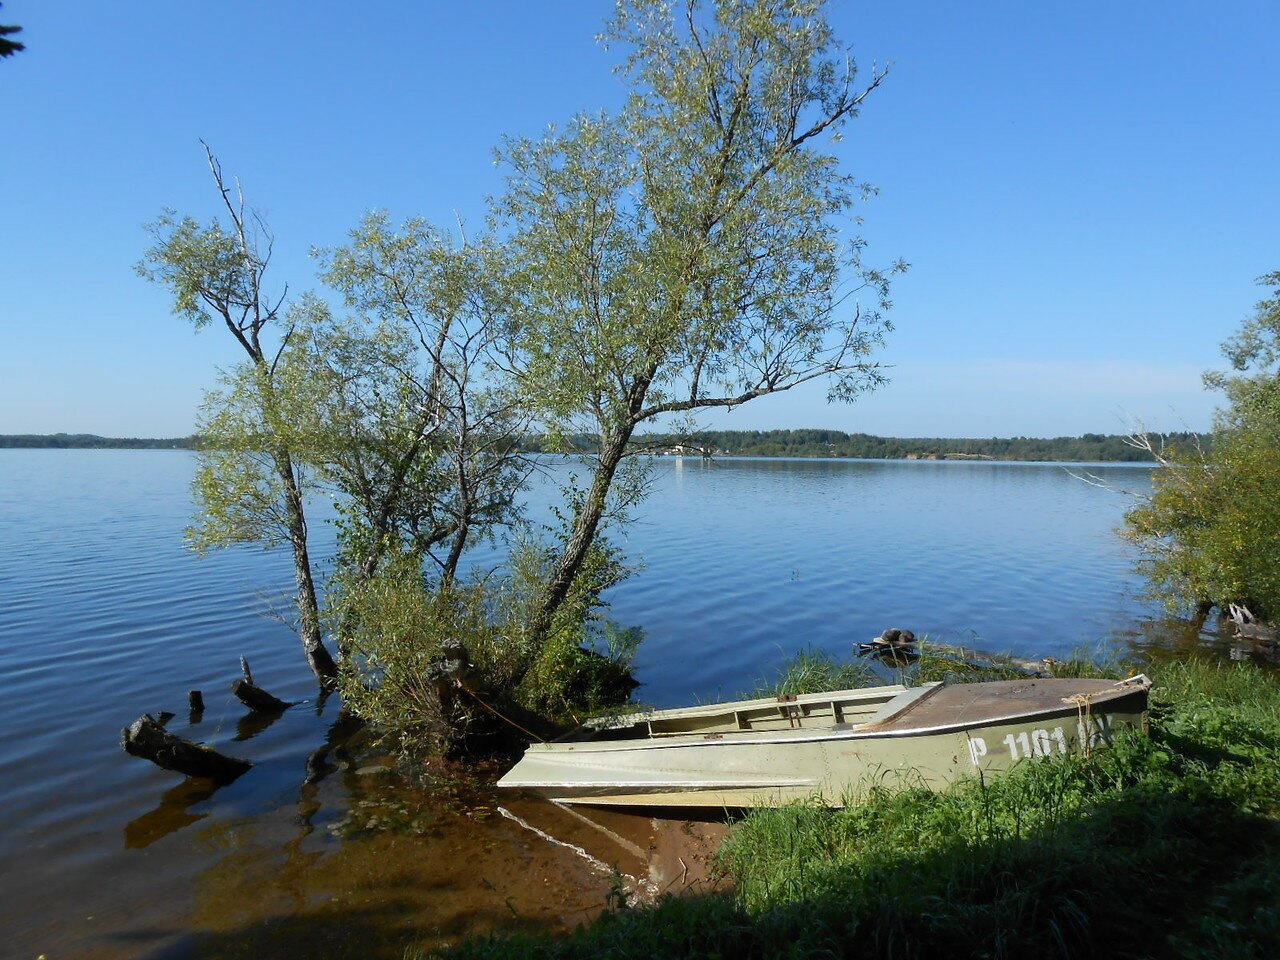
[436,657,1280,960]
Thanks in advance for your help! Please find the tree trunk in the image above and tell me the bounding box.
[527,425,634,641]
[275,449,339,688]
[441,517,470,586]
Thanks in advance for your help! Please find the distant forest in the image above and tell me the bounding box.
[2,430,1201,462]
[0,433,195,449]
[530,429,1200,462]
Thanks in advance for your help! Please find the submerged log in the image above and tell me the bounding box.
[120,714,251,784]
[231,679,293,713]
[856,627,920,660]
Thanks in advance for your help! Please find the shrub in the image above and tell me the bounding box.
[333,537,640,756]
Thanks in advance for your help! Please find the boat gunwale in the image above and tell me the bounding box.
[518,685,1148,756]
[580,682,918,730]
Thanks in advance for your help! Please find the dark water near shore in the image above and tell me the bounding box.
[0,451,1223,957]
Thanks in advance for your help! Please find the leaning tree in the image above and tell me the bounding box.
[495,0,905,645]
[139,147,339,686]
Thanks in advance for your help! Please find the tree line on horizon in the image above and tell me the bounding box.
[522,428,1203,462]
[0,433,193,449]
[0,429,1202,462]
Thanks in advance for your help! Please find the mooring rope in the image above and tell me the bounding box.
[1063,692,1096,757]
[1062,675,1150,757]
[497,806,658,902]
[457,680,548,743]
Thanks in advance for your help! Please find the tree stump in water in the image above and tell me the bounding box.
[231,679,293,713]
[1227,604,1280,643]
[120,714,251,784]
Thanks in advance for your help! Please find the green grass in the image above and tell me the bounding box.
[744,646,879,698]
[434,657,1280,960]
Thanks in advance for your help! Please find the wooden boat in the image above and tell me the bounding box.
[498,675,1151,807]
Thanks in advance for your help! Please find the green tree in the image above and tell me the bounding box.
[310,214,532,589]
[1125,272,1280,620]
[498,0,904,644]
[138,147,339,685]
[0,3,24,58]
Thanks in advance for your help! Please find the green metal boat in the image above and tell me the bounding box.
[498,675,1151,807]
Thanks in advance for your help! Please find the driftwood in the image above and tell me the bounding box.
[231,678,293,713]
[856,627,920,660]
[854,628,1056,677]
[231,655,296,713]
[1227,604,1280,643]
[121,714,251,784]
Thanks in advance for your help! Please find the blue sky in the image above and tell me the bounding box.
[2,1,1276,438]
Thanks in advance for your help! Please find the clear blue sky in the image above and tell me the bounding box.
[2,1,1277,438]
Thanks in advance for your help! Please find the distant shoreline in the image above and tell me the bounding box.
[0,434,193,449]
[1,430,1199,462]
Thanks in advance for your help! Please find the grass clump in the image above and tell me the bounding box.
[746,646,878,698]
[435,657,1280,960]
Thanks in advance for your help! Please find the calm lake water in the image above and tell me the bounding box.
[0,451,1219,958]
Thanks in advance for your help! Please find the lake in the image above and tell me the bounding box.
[0,451,1215,957]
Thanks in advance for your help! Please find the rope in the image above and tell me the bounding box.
[1063,693,1096,757]
[457,679,548,743]
[1061,675,1150,757]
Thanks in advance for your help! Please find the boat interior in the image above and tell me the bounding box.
[561,683,942,742]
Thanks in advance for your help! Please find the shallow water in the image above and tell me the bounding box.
[0,450,1233,957]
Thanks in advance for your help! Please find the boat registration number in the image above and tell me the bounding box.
[967,715,1114,767]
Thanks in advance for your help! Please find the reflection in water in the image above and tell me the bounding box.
[1120,614,1280,668]
[124,699,362,852]
[233,705,286,742]
[124,778,218,849]
[114,692,724,959]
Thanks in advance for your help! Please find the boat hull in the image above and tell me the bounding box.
[499,680,1149,808]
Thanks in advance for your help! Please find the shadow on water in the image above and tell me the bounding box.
[129,904,448,960]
